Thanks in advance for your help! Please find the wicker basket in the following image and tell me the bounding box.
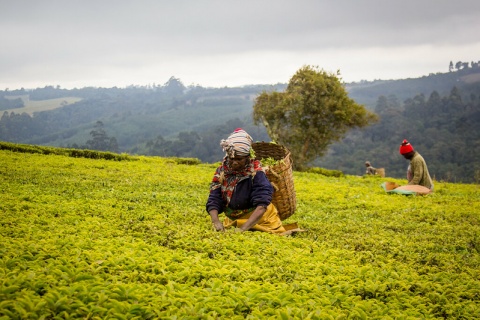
[252,142,297,220]
[376,168,385,177]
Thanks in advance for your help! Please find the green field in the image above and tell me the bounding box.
[1,146,479,319]
[3,95,82,115]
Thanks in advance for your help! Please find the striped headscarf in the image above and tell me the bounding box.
[220,128,253,158]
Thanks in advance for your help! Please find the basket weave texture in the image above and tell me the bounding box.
[252,142,297,220]
[376,168,385,177]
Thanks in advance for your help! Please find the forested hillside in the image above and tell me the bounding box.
[0,79,278,152]
[314,85,480,182]
[1,65,479,182]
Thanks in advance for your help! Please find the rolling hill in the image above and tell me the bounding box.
[1,67,479,182]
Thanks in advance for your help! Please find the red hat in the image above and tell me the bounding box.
[399,139,414,154]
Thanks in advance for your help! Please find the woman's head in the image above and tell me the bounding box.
[228,154,250,171]
[220,128,253,171]
[220,128,253,158]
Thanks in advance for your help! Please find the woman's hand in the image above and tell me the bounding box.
[209,210,225,232]
[213,221,225,232]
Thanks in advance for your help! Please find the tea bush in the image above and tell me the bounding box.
[0,141,134,161]
[1,146,479,319]
[306,167,344,177]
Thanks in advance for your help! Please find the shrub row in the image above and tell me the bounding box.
[0,141,133,161]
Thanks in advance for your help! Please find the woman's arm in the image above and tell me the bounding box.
[239,205,266,231]
[236,171,272,231]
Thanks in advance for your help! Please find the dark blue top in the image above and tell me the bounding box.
[206,171,273,214]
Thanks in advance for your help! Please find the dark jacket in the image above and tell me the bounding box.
[206,171,273,214]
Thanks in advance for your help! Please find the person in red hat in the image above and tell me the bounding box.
[399,139,434,190]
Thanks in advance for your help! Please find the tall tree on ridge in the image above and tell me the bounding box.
[253,65,378,170]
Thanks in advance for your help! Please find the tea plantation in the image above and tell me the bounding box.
[1,147,479,319]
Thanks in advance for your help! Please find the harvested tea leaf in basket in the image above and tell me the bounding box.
[261,157,285,168]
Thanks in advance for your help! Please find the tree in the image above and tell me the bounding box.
[164,76,186,97]
[145,135,172,157]
[86,120,118,152]
[253,65,378,169]
[108,137,119,153]
[374,95,389,114]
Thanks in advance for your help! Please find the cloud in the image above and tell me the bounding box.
[1,0,479,89]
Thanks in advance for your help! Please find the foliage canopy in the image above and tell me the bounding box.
[253,66,378,169]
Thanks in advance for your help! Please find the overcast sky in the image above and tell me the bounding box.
[1,0,479,90]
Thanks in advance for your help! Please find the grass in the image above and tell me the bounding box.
[3,95,82,115]
[1,146,479,319]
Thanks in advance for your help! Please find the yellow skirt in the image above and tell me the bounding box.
[223,203,286,234]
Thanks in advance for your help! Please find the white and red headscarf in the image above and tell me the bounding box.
[220,128,253,158]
